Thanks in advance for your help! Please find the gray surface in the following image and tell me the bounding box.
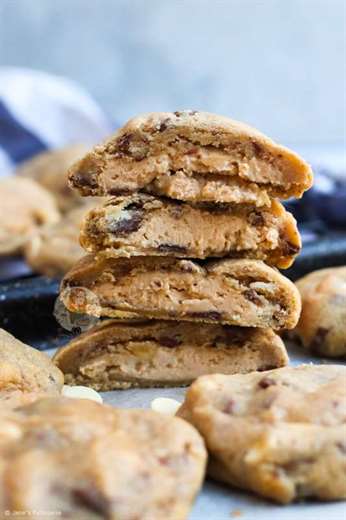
[0,0,345,144]
[50,342,346,520]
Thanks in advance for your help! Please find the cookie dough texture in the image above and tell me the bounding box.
[0,328,63,408]
[61,256,301,329]
[0,398,206,519]
[178,365,346,503]
[294,266,346,357]
[69,111,312,206]
[53,320,288,390]
[17,144,89,212]
[25,204,94,277]
[0,177,60,255]
[80,193,300,268]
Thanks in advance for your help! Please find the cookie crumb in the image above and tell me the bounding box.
[230,509,243,517]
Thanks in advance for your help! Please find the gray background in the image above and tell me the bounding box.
[0,0,345,145]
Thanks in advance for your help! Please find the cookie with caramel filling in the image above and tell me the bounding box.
[68,111,313,206]
[60,256,301,330]
[53,320,288,390]
[80,193,300,268]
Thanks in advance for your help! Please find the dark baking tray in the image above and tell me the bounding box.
[1,236,346,351]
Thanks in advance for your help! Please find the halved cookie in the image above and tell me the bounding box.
[61,256,301,329]
[0,328,63,408]
[0,177,60,255]
[68,111,312,206]
[0,398,206,519]
[53,320,288,390]
[80,193,300,268]
[294,266,346,357]
[178,365,346,503]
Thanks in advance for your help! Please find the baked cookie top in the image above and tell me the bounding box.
[294,266,346,357]
[68,111,313,205]
[0,328,64,407]
[178,364,346,503]
[80,193,301,268]
[0,397,206,519]
[53,320,288,390]
[17,144,89,212]
[0,177,60,255]
[61,256,301,329]
[25,203,94,278]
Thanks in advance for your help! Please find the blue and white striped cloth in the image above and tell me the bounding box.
[0,67,113,177]
[0,67,345,229]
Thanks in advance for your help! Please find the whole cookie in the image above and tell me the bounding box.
[0,397,206,519]
[178,365,346,503]
[68,111,312,205]
[25,204,93,277]
[0,328,63,407]
[294,266,346,357]
[17,144,89,212]
[53,320,288,390]
[0,177,60,255]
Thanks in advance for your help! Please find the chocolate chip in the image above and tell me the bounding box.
[223,399,236,414]
[107,211,143,236]
[116,133,133,153]
[159,336,182,348]
[248,211,265,227]
[169,205,184,220]
[215,327,247,347]
[197,202,229,213]
[251,141,265,158]
[243,289,262,305]
[336,442,346,454]
[157,118,170,132]
[309,327,329,355]
[157,244,188,255]
[126,201,143,211]
[282,241,301,256]
[108,188,132,196]
[72,172,98,189]
[174,110,198,117]
[186,147,199,155]
[258,376,277,389]
[72,487,112,515]
[190,311,222,321]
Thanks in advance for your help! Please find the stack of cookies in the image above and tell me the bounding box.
[55,111,312,390]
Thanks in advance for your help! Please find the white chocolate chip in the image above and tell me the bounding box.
[150,397,181,416]
[62,385,103,404]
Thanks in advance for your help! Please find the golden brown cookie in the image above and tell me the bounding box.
[17,144,89,212]
[80,193,300,268]
[53,320,288,390]
[25,204,94,277]
[178,365,346,503]
[69,111,312,205]
[60,256,301,329]
[0,177,60,255]
[294,266,346,357]
[0,397,206,519]
[0,328,63,408]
